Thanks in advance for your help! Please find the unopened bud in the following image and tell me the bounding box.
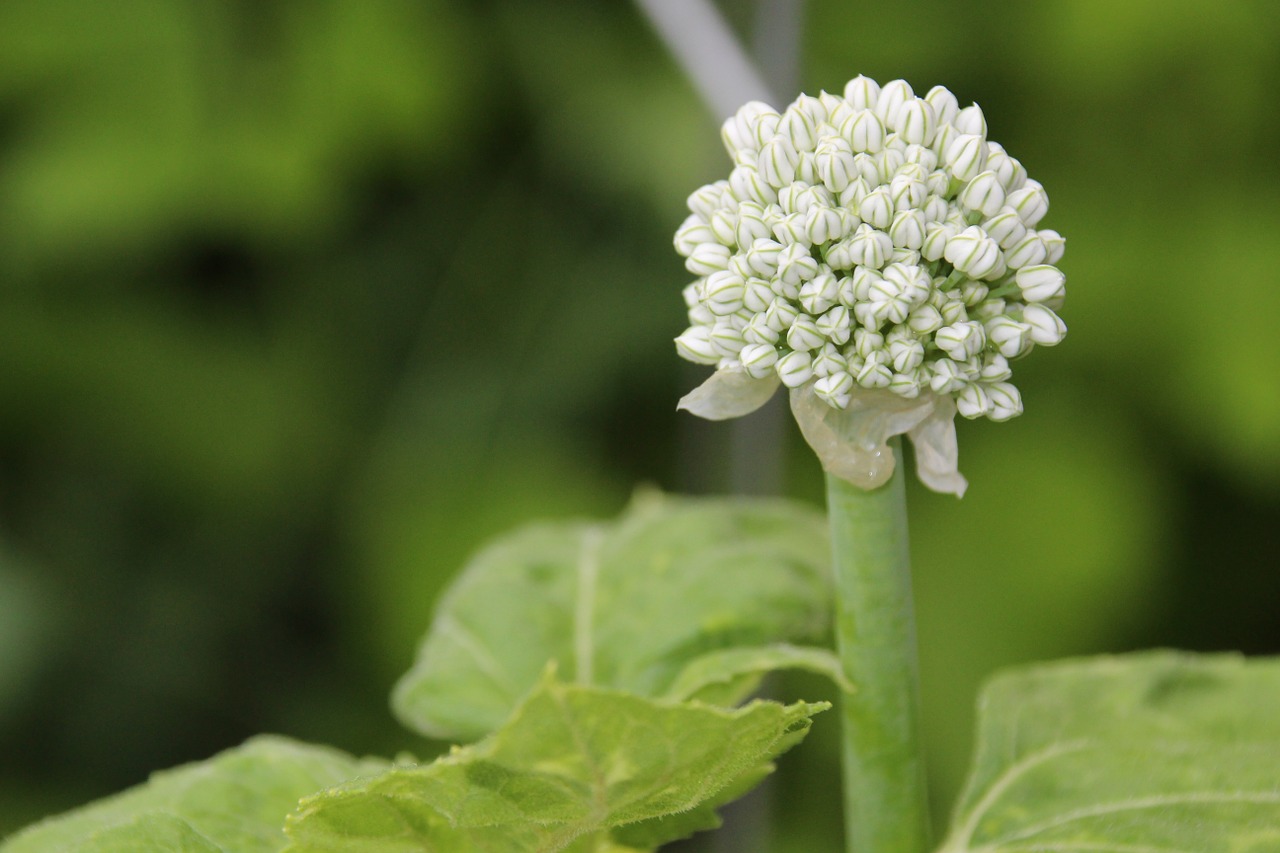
[1015,265,1066,306]
[928,358,968,394]
[814,370,855,408]
[758,137,800,188]
[953,103,987,137]
[986,381,1023,421]
[858,187,895,229]
[843,75,880,111]
[944,133,988,183]
[985,315,1033,358]
[815,305,852,344]
[958,170,1007,217]
[675,326,720,364]
[776,350,814,387]
[686,242,731,275]
[739,342,780,378]
[1021,304,1067,346]
[936,320,987,360]
[799,271,840,314]
[956,383,992,419]
[786,314,826,351]
[1007,180,1049,226]
[843,109,886,154]
[1039,229,1066,264]
[811,342,849,377]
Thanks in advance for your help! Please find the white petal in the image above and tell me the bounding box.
[677,368,781,421]
[906,395,968,497]
[788,385,936,489]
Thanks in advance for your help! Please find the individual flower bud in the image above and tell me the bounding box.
[985,315,1033,358]
[734,206,772,246]
[980,352,1012,382]
[816,136,857,192]
[843,109,886,153]
[729,164,777,205]
[1039,229,1066,264]
[721,101,777,155]
[1021,304,1067,346]
[811,342,849,377]
[858,187,895,229]
[709,318,747,356]
[799,271,840,314]
[903,143,939,172]
[838,175,873,208]
[935,320,987,359]
[896,98,937,145]
[675,326,720,364]
[804,205,845,245]
[1007,179,1049,226]
[921,222,956,261]
[778,103,818,151]
[928,358,968,394]
[874,79,914,129]
[981,208,1028,250]
[856,350,894,388]
[702,271,747,316]
[682,281,701,308]
[852,299,887,330]
[794,151,819,184]
[971,297,1006,321]
[889,367,925,398]
[825,238,856,270]
[889,209,926,249]
[888,336,925,372]
[815,305,852,344]
[925,168,952,197]
[795,183,834,211]
[1015,265,1066,305]
[924,85,959,126]
[758,137,801,188]
[851,152,881,185]
[985,381,1023,421]
[956,383,993,419]
[728,251,753,279]
[931,123,958,163]
[852,327,885,358]
[815,370,855,408]
[1004,232,1047,270]
[776,349,814,387]
[787,314,825,351]
[824,93,855,130]
[846,224,893,269]
[764,297,800,332]
[958,280,990,306]
[794,93,828,124]
[876,147,907,184]
[934,298,965,327]
[953,103,987,137]
[687,182,727,220]
[674,215,715,256]
[844,75,880,110]
[746,237,785,276]
[738,342,781,378]
[771,213,810,247]
[743,312,780,345]
[958,170,1007,217]
[733,148,759,169]
[984,142,1026,191]
[849,266,881,301]
[888,174,928,211]
[686,242,732,275]
[777,181,808,214]
[778,242,820,286]
[688,303,715,326]
[907,303,944,334]
[882,262,932,307]
[944,226,1001,278]
[709,208,740,245]
[945,133,988,183]
[742,277,775,313]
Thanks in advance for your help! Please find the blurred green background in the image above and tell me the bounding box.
[1,1,1278,850]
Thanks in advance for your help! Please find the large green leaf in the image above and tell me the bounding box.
[392,491,833,741]
[0,737,387,853]
[940,651,1280,853]
[286,673,827,852]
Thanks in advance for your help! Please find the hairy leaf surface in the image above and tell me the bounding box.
[392,492,832,741]
[287,674,827,852]
[1,737,387,853]
[940,651,1280,853]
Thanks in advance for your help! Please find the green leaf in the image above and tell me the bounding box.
[1,736,387,853]
[940,651,1280,853]
[287,673,828,852]
[392,491,832,741]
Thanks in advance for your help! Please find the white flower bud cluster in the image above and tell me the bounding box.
[674,76,1066,422]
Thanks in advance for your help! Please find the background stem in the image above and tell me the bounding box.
[827,439,931,853]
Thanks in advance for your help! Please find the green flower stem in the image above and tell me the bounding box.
[827,438,931,853]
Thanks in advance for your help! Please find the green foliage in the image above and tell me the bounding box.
[1,737,387,853]
[287,675,826,852]
[392,492,834,741]
[941,651,1280,852]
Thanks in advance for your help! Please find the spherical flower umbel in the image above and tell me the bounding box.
[673,75,1068,497]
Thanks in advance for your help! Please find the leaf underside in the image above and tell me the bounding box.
[941,650,1280,853]
[286,674,828,852]
[392,491,834,742]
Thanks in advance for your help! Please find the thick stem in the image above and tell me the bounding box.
[827,439,931,853]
